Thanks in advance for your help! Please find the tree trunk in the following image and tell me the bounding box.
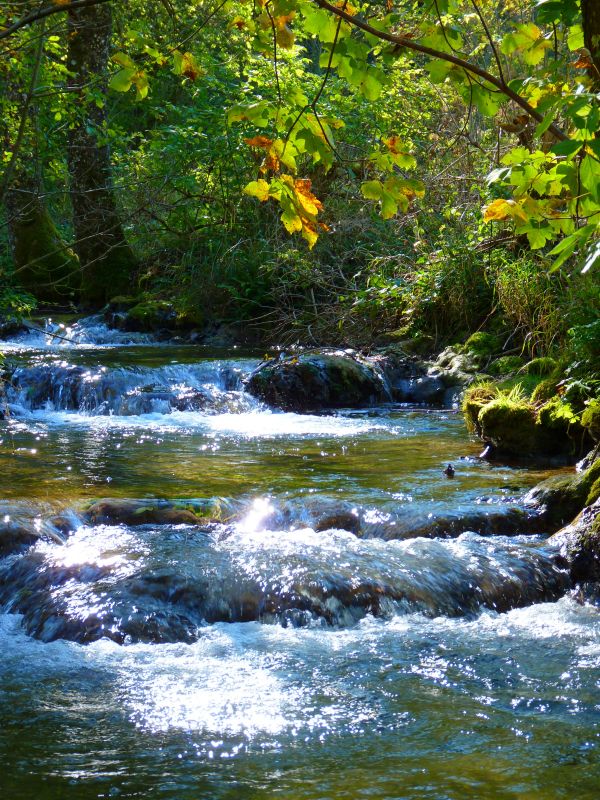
[5,185,80,303]
[582,0,600,90]
[2,18,79,303]
[67,3,136,305]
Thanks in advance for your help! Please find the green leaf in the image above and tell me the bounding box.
[500,23,551,65]
[469,83,503,117]
[426,59,454,83]
[109,68,135,93]
[303,8,340,44]
[550,139,583,157]
[580,155,600,203]
[361,180,383,201]
[567,24,584,51]
[112,52,136,70]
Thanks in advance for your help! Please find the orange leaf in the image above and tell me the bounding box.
[244,136,274,149]
[294,179,323,216]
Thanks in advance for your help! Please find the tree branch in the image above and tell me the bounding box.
[312,0,569,142]
[0,0,113,42]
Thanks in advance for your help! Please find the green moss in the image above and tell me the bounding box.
[478,397,538,455]
[488,355,524,375]
[521,357,558,376]
[531,378,558,404]
[582,398,600,442]
[12,198,80,303]
[464,331,502,357]
[128,300,175,330]
[497,373,544,398]
[537,397,580,433]
[586,476,600,506]
[528,460,600,528]
[107,295,138,311]
[461,383,497,433]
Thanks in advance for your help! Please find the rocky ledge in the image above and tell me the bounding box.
[245,347,479,412]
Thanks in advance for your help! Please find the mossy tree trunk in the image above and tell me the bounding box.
[5,185,80,303]
[2,21,80,303]
[67,3,136,305]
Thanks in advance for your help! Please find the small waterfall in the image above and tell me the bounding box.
[1,315,154,349]
[6,360,261,416]
[0,518,570,644]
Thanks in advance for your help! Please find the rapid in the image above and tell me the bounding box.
[0,316,598,799]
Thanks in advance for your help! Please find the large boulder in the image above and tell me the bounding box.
[549,497,600,583]
[525,458,600,530]
[245,350,390,412]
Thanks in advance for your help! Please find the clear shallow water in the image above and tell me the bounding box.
[1,320,598,799]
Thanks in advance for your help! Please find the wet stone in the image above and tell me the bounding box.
[84,498,215,527]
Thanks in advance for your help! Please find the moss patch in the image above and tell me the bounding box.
[464,331,502,358]
[461,383,497,434]
[488,355,524,375]
[521,357,558,376]
[582,398,600,442]
[531,378,558,404]
[478,397,538,455]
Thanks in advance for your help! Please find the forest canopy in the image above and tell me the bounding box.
[0,0,598,348]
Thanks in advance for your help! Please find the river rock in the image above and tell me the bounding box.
[245,350,390,412]
[524,458,600,530]
[84,498,216,526]
[0,509,65,557]
[0,314,28,339]
[549,497,600,583]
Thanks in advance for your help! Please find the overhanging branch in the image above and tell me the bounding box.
[0,0,113,42]
[312,0,569,142]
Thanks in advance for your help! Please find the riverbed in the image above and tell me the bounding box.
[1,318,598,799]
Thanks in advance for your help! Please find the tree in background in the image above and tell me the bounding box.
[67,2,136,303]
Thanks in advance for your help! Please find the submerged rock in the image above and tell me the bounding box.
[0,504,66,557]
[246,351,390,412]
[0,525,571,644]
[84,498,217,526]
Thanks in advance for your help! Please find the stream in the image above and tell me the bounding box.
[1,317,599,799]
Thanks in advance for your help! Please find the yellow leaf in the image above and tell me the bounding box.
[293,178,323,217]
[281,209,303,233]
[483,198,515,222]
[244,179,271,202]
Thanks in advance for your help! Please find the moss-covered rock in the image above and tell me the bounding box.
[464,331,502,358]
[521,357,558,376]
[125,301,176,332]
[582,398,600,442]
[84,498,217,526]
[461,383,497,435]
[549,497,600,583]
[526,459,600,529]
[488,355,524,375]
[106,295,139,312]
[464,385,590,461]
[531,378,558,404]
[537,397,583,441]
[246,351,390,412]
[478,397,539,455]
[374,330,435,354]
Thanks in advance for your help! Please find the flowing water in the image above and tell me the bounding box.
[1,317,598,799]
